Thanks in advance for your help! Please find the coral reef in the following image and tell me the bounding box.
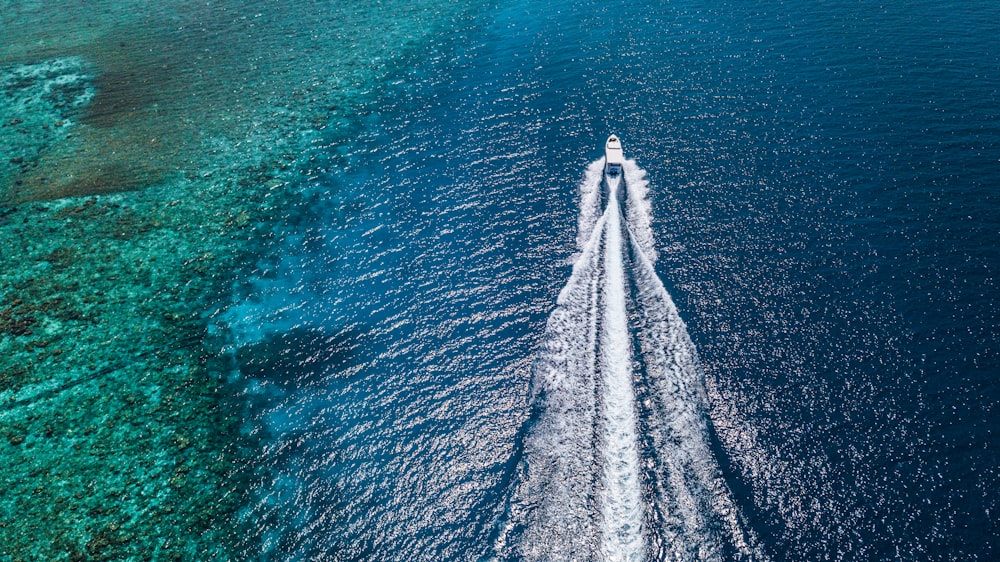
[0,58,95,202]
[0,0,473,559]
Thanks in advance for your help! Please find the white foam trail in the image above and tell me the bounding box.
[623,160,657,263]
[627,214,763,560]
[598,184,646,561]
[577,158,606,252]
[500,205,609,560]
[499,158,764,562]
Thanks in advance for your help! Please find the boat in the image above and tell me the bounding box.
[604,134,624,177]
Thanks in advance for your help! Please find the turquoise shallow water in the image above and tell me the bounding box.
[2,0,998,559]
[1,1,471,559]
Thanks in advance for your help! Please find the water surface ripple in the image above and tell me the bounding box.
[221,0,999,559]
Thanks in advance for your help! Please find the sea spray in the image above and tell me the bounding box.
[510,205,610,559]
[628,222,761,560]
[577,158,606,253]
[623,160,657,264]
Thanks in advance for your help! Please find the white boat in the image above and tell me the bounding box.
[605,134,624,177]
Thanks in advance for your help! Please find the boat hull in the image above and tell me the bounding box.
[605,134,624,177]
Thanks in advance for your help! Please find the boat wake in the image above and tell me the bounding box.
[495,156,764,561]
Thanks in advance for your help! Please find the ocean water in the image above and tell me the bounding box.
[2,0,997,559]
[218,0,999,560]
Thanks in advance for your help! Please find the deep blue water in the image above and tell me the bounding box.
[219,0,999,559]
